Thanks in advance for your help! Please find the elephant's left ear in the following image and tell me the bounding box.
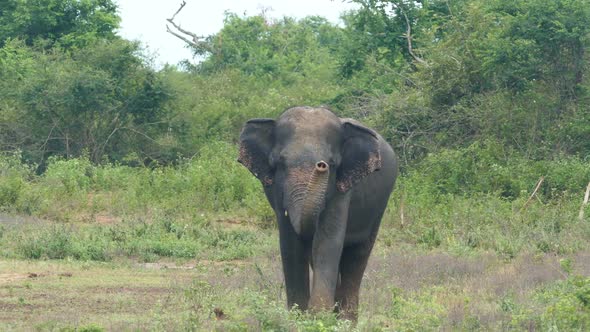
[238,118,276,186]
[337,119,382,192]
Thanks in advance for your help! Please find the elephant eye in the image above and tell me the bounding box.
[269,153,284,169]
[328,158,337,168]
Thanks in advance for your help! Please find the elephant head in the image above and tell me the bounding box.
[238,107,382,237]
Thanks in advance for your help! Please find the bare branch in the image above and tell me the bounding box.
[579,181,590,221]
[166,1,211,52]
[166,24,201,47]
[401,10,428,66]
[122,127,160,144]
[169,0,187,22]
[520,176,545,212]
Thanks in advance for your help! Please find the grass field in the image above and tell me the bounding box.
[1,151,590,330]
[1,213,590,331]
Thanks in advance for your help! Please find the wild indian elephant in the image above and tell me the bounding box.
[238,106,397,320]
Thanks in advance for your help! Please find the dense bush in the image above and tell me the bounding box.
[2,141,589,261]
[403,141,590,199]
[0,142,269,219]
[0,152,34,210]
[4,213,272,262]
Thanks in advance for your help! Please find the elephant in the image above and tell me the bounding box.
[238,106,397,320]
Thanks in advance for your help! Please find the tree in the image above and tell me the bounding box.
[0,1,173,165]
[0,0,120,49]
[0,39,171,164]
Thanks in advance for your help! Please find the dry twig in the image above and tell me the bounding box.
[166,1,211,51]
[579,181,590,221]
[520,176,545,212]
[400,194,405,228]
[401,10,428,66]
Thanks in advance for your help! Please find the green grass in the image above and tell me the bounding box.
[0,144,589,330]
[0,216,274,263]
[0,142,273,222]
[1,249,589,330]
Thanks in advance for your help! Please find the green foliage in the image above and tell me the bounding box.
[0,0,120,49]
[42,156,94,194]
[17,40,171,163]
[15,224,110,261]
[58,323,105,332]
[0,151,33,210]
[3,0,590,166]
[341,0,429,77]
[1,142,588,263]
[194,14,341,81]
[379,150,590,257]
[0,142,269,220]
[343,0,590,162]
[160,66,342,156]
[404,141,590,199]
[4,214,271,262]
[485,0,590,98]
[0,2,171,165]
[181,281,352,331]
[521,276,590,330]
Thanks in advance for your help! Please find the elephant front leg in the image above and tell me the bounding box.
[309,193,350,311]
[278,215,311,310]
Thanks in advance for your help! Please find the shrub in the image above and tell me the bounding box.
[404,140,590,200]
[0,152,34,210]
[518,276,590,330]
[42,156,95,194]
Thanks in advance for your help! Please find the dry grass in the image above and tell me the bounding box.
[0,247,587,330]
[360,250,574,330]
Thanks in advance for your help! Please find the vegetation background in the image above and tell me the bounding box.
[1,0,590,330]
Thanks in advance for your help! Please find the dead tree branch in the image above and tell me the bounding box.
[169,0,186,21]
[520,176,545,212]
[166,1,211,52]
[401,10,428,66]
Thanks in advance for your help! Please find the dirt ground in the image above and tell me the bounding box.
[1,248,588,330]
[0,259,205,330]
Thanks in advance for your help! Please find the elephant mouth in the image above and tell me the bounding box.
[286,161,330,237]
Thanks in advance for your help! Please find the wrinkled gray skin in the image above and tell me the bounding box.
[238,107,397,320]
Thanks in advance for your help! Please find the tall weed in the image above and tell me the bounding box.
[0,152,34,211]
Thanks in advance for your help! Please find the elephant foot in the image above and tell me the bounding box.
[337,307,358,323]
[308,294,336,313]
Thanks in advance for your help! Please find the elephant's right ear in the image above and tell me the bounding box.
[238,118,276,186]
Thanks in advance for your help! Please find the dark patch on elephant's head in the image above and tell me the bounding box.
[336,119,382,192]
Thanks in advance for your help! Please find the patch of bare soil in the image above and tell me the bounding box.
[0,263,192,329]
[1,271,74,286]
[139,262,196,270]
[574,250,590,275]
[216,218,258,230]
[0,273,30,285]
[94,214,121,224]
[0,272,49,285]
[137,259,251,270]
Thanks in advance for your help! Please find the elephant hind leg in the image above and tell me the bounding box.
[335,242,374,321]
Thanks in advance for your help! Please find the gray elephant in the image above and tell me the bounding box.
[238,106,397,320]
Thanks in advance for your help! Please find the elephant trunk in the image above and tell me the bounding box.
[288,161,329,237]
